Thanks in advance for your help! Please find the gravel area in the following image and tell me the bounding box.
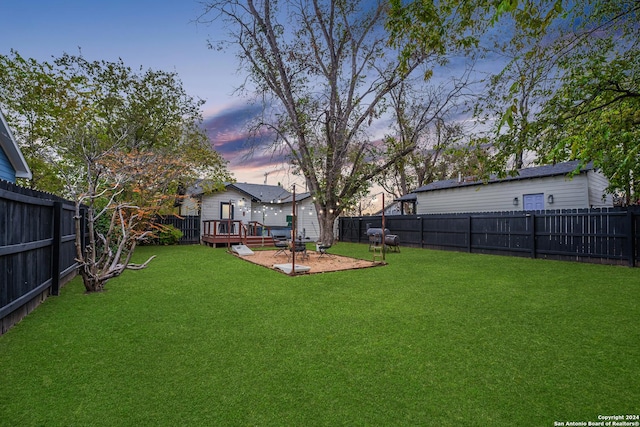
[235,249,382,274]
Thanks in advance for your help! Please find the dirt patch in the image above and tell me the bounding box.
[234,249,382,274]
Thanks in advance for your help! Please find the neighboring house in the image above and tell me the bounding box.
[0,110,31,183]
[399,161,613,215]
[181,181,322,241]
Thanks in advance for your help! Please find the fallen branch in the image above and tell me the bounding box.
[126,255,157,270]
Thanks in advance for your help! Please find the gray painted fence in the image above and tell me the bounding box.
[339,208,640,267]
[0,180,84,334]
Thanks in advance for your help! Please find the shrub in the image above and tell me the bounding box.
[155,224,183,245]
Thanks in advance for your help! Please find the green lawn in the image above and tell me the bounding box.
[1,244,639,426]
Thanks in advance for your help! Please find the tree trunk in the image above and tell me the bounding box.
[317,211,338,245]
[514,150,524,169]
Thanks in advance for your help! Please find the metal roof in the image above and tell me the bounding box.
[229,182,291,202]
[412,161,591,193]
[395,193,417,202]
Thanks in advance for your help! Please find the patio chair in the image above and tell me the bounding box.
[273,236,289,256]
[316,242,333,258]
[288,240,308,261]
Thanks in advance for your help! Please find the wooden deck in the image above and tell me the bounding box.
[201,220,280,248]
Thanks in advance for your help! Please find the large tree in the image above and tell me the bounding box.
[0,52,231,291]
[535,1,640,204]
[0,52,73,193]
[198,0,478,244]
[473,1,639,201]
[472,25,558,172]
[391,1,640,204]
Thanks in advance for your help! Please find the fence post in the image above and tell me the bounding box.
[627,210,636,267]
[528,213,536,259]
[51,201,62,296]
[466,215,472,253]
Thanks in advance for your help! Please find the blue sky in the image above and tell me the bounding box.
[1,0,278,183]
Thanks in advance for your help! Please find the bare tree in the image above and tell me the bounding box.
[198,0,437,244]
[377,70,474,199]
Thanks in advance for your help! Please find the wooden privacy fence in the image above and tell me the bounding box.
[0,180,84,334]
[152,215,201,244]
[339,208,640,267]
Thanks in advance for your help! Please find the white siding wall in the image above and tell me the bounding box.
[249,202,288,227]
[256,198,320,240]
[296,198,320,240]
[237,199,252,222]
[416,174,595,214]
[201,190,246,222]
[587,170,613,207]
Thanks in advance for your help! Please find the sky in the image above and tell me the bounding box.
[1,0,497,191]
[1,0,285,184]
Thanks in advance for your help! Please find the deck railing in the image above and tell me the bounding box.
[201,220,276,247]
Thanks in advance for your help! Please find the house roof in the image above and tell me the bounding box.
[395,193,417,202]
[0,109,32,179]
[188,180,311,204]
[412,161,591,194]
[229,182,291,202]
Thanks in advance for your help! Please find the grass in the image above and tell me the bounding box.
[1,243,639,426]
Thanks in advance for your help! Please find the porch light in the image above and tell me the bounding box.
[547,194,554,204]
[513,197,519,206]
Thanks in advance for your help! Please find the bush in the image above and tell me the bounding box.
[155,224,183,245]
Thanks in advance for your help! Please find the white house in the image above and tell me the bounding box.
[399,161,613,215]
[0,109,31,183]
[181,181,322,241]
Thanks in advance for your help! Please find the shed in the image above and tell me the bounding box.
[0,110,31,183]
[410,161,613,214]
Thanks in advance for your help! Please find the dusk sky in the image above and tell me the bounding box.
[1,0,288,184]
[1,0,495,189]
